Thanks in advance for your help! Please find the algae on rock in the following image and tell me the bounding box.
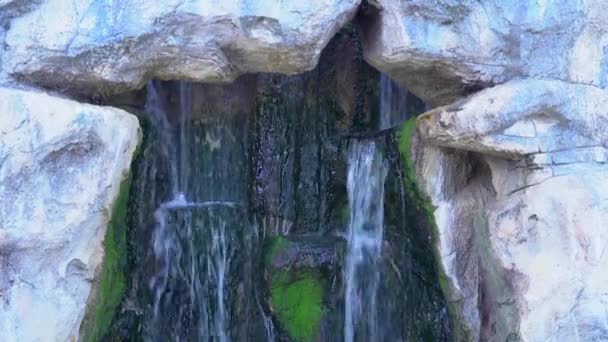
[264,236,340,342]
[80,131,142,342]
[80,173,133,342]
[270,270,324,342]
[397,117,466,340]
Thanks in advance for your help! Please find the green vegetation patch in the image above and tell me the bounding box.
[398,118,437,236]
[83,172,131,342]
[270,269,324,342]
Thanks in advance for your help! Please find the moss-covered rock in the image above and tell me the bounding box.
[270,269,324,342]
[398,118,437,227]
[264,236,341,342]
[80,172,132,342]
[397,117,467,340]
[79,130,142,342]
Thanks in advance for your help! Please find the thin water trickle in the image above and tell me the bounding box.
[144,81,232,341]
[178,82,191,193]
[379,73,416,130]
[379,73,393,130]
[145,82,180,196]
[344,140,388,342]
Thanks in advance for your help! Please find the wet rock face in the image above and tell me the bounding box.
[105,30,451,341]
[410,80,608,341]
[0,87,140,341]
[108,30,380,340]
[360,0,608,106]
[1,0,360,96]
[266,236,339,271]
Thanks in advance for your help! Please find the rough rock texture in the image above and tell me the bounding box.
[361,0,608,106]
[368,1,608,339]
[0,87,140,341]
[1,0,360,96]
[411,79,608,341]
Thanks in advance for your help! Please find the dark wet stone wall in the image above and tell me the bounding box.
[102,25,451,342]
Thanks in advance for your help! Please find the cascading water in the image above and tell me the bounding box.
[144,81,236,342]
[343,140,388,342]
[108,36,451,341]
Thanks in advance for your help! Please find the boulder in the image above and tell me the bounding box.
[410,79,608,341]
[360,0,608,106]
[1,0,360,96]
[0,87,140,341]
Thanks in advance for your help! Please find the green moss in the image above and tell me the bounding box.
[265,236,289,265]
[82,172,131,342]
[397,118,466,339]
[398,118,437,236]
[270,269,324,342]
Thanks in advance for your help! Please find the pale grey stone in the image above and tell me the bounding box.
[1,0,360,96]
[0,87,140,341]
[411,80,608,341]
[362,0,608,106]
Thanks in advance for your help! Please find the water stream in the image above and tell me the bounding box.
[344,140,388,342]
[144,81,234,342]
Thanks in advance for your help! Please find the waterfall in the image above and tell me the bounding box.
[344,140,388,342]
[108,37,452,341]
[144,81,234,342]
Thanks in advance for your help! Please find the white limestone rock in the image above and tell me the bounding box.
[411,79,608,341]
[418,79,608,157]
[361,0,608,106]
[0,87,140,341]
[1,0,360,96]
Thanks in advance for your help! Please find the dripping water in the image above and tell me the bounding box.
[379,73,393,130]
[379,73,425,130]
[343,140,388,342]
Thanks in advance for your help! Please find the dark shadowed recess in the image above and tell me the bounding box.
[97,23,451,342]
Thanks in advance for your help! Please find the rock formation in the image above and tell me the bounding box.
[409,80,608,340]
[1,0,607,341]
[360,0,608,106]
[0,87,140,341]
[360,1,608,340]
[1,0,360,96]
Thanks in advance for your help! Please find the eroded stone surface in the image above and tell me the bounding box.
[411,80,608,341]
[0,87,140,341]
[1,0,360,96]
[361,0,608,106]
